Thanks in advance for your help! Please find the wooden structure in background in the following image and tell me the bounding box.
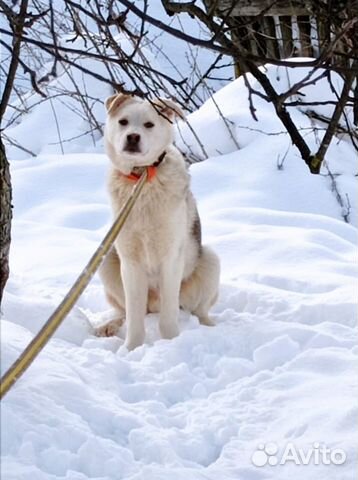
[205,0,315,16]
[204,0,357,74]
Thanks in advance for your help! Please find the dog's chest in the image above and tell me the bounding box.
[112,179,187,273]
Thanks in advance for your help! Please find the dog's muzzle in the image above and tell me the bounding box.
[124,133,141,153]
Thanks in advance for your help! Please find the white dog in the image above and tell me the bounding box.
[96,94,220,350]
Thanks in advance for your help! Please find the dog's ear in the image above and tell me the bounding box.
[105,93,131,115]
[152,98,185,121]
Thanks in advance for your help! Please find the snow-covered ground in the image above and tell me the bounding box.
[1,63,358,479]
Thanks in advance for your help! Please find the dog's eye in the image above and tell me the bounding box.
[144,122,154,129]
[118,119,128,126]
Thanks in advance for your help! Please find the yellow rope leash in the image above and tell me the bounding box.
[0,170,147,400]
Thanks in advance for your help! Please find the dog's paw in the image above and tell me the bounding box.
[124,331,145,351]
[95,318,124,337]
[198,316,215,327]
[159,322,179,340]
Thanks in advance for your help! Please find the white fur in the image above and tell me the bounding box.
[97,95,220,350]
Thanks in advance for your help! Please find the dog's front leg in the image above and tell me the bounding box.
[121,260,148,350]
[159,252,183,340]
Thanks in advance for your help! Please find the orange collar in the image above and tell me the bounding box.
[123,165,157,182]
[120,151,166,182]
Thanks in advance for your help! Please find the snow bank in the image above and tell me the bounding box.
[177,64,357,226]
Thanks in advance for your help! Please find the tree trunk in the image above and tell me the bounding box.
[0,0,28,306]
[310,65,356,174]
[0,134,12,306]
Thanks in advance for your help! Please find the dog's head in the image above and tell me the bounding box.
[104,94,184,174]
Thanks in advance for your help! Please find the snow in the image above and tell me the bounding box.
[1,57,358,480]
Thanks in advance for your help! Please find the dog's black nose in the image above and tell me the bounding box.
[127,133,140,145]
